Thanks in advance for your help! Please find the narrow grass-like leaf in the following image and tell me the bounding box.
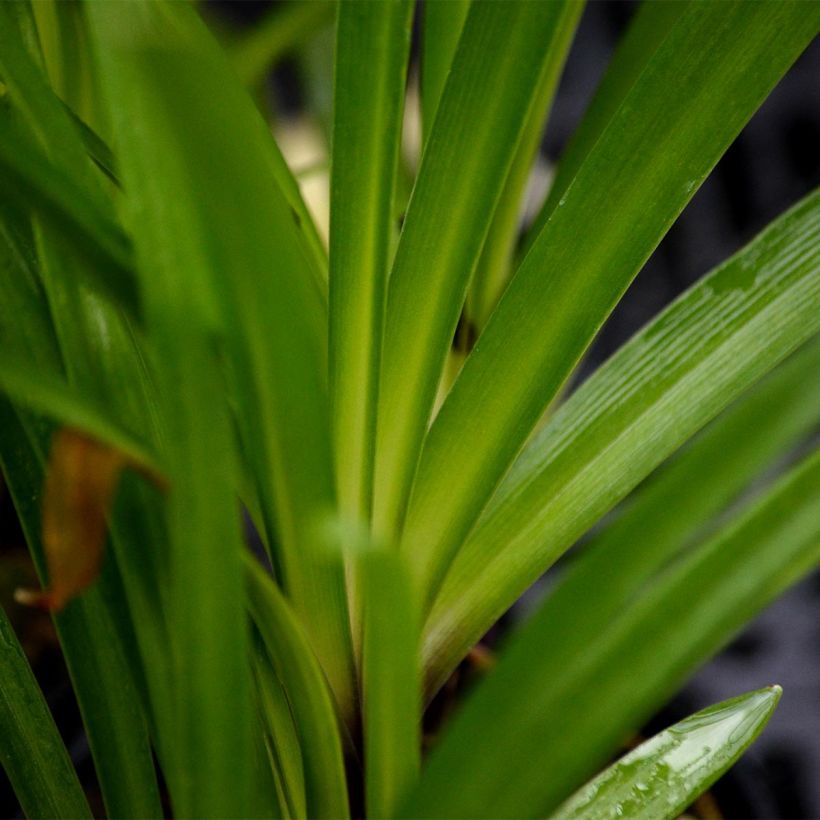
[29,0,97,123]
[246,556,350,820]
[424,189,820,695]
[419,0,469,144]
[554,688,781,820]
[404,450,820,818]
[229,0,335,91]
[0,106,137,315]
[0,23,182,794]
[86,5,266,813]
[0,402,162,820]
[329,0,413,523]
[65,103,119,185]
[0,202,162,818]
[529,336,820,707]
[373,0,580,542]
[362,547,421,818]
[253,641,307,820]
[88,0,355,727]
[0,605,92,819]
[401,2,820,611]
[0,353,159,472]
[466,1,583,329]
[520,0,687,255]
[0,6,136,313]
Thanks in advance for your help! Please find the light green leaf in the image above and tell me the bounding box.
[531,335,820,712]
[373,0,582,542]
[554,688,781,820]
[253,641,307,820]
[466,2,583,330]
[329,0,413,523]
[85,4,267,814]
[88,0,355,737]
[520,0,687,256]
[362,547,421,818]
[401,1,820,613]
[246,555,350,820]
[0,605,92,820]
[420,0,469,144]
[424,189,820,697]
[404,449,820,818]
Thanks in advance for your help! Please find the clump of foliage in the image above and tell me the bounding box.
[0,1,818,818]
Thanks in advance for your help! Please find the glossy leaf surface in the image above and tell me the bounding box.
[554,688,781,820]
[425,189,820,695]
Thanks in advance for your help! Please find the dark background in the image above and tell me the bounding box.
[1,2,817,817]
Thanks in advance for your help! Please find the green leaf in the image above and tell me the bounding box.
[85,5,276,813]
[0,107,137,316]
[0,202,162,818]
[253,641,307,820]
[88,2,355,721]
[29,0,97,124]
[0,605,92,820]
[0,4,138,316]
[0,402,163,820]
[65,102,120,185]
[246,556,350,820]
[554,688,782,820]
[401,1,820,612]
[0,18,182,799]
[466,2,583,329]
[361,546,421,818]
[419,0,469,145]
[531,335,820,708]
[520,0,687,256]
[329,0,413,523]
[404,449,820,818]
[228,0,335,90]
[424,189,820,697]
[373,0,582,542]
[0,351,159,472]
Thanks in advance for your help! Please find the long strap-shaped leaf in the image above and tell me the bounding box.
[466,3,584,330]
[419,0,469,145]
[88,0,355,717]
[0,402,163,820]
[401,1,820,610]
[424,189,820,696]
[0,605,92,819]
[0,39,184,808]
[329,0,413,523]
[554,688,781,820]
[0,198,162,817]
[520,0,687,256]
[86,5,265,814]
[253,641,307,819]
[372,0,580,541]
[229,0,335,92]
[361,547,421,818]
[0,352,159,472]
[532,335,820,708]
[404,449,820,818]
[0,107,137,315]
[246,556,350,820]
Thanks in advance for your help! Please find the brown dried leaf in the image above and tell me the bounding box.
[16,427,152,611]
